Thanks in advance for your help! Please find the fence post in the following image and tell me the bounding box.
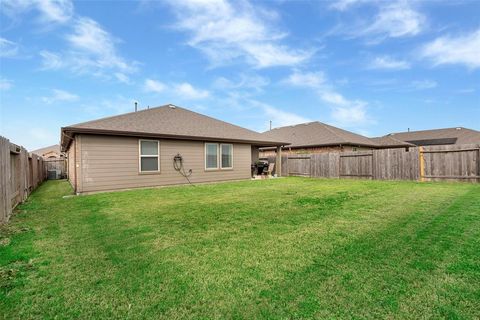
[419,146,425,182]
[478,144,480,183]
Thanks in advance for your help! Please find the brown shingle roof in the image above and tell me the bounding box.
[261,121,379,148]
[31,144,62,156]
[369,136,415,148]
[61,104,287,150]
[382,127,480,146]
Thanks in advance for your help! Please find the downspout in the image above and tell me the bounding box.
[74,137,78,193]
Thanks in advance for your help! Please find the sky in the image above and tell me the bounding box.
[0,0,479,150]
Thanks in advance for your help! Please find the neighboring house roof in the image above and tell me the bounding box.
[31,144,62,157]
[381,127,480,146]
[61,104,288,151]
[369,136,415,148]
[261,121,379,149]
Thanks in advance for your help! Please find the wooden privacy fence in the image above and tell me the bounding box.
[1,136,47,224]
[45,159,67,180]
[278,144,479,182]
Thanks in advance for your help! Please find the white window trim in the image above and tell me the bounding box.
[139,139,160,173]
[220,143,234,170]
[204,143,219,170]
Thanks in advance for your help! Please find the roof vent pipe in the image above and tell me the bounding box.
[134,101,138,112]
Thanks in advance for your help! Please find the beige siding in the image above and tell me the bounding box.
[67,139,76,190]
[77,134,252,193]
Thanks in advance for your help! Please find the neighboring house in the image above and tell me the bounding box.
[369,135,416,149]
[260,121,411,156]
[31,144,64,159]
[60,104,287,194]
[376,127,480,146]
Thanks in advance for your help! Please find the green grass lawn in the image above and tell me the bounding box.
[1,178,479,319]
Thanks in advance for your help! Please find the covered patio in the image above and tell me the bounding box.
[251,145,285,178]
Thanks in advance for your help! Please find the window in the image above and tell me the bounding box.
[205,143,234,170]
[221,144,233,169]
[352,147,358,152]
[139,140,159,172]
[205,143,218,170]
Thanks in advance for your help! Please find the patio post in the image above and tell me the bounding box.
[276,146,282,177]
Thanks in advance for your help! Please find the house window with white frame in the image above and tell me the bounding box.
[221,144,233,169]
[205,143,219,170]
[205,143,234,170]
[139,140,159,172]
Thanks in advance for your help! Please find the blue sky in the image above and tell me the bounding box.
[1,0,479,150]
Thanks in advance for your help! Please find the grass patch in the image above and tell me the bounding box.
[1,178,479,319]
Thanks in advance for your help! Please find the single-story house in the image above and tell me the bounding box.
[31,144,64,159]
[260,121,412,156]
[375,127,480,146]
[369,135,416,149]
[61,104,287,194]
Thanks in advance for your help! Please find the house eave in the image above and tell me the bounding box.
[61,127,289,151]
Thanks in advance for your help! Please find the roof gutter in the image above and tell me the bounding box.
[259,141,379,150]
[61,127,289,150]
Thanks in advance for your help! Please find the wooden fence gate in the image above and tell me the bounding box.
[421,145,480,181]
[286,156,311,177]
[339,152,373,179]
[45,159,67,180]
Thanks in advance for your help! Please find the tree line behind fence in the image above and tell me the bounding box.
[263,143,480,183]
[1,136,47,224]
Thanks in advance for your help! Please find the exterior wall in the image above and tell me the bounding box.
[76,134,252,193]
[43,151,64,159]
[260,145,372,157]
[251,146,260,163]
[67,139,76,190]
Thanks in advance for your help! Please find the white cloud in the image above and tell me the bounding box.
[65,17,135,72]
[39,50,63,69]
[114,72,131,84]
[28,127,59,149]
[174,82,210,100]
[421,28,480,69]
[214,73,270,91]
[40,17,138,80]
[262,105,310,128]
[330,101,369,126]
[144,79,167,93]
[457,88,475,94]
[411,80,437,90]
[0,78,13,90]
[41,89,79,104]
[0,37,19,57]
[284,70,371,127]
[36,0,73,23]
[1,0,73,24]
[370,56,410,70]
[143,79,209,100]
[330,0,371,11]
[81,95,138,117]
[284,71,326,88]
[365,2,425,39]
[247,99,310,129]
[165,0,312,68]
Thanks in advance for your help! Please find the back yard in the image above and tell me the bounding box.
[1,178,479,319]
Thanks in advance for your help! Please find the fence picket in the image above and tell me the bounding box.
[0,135,47,224]
[277,144,479,182]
